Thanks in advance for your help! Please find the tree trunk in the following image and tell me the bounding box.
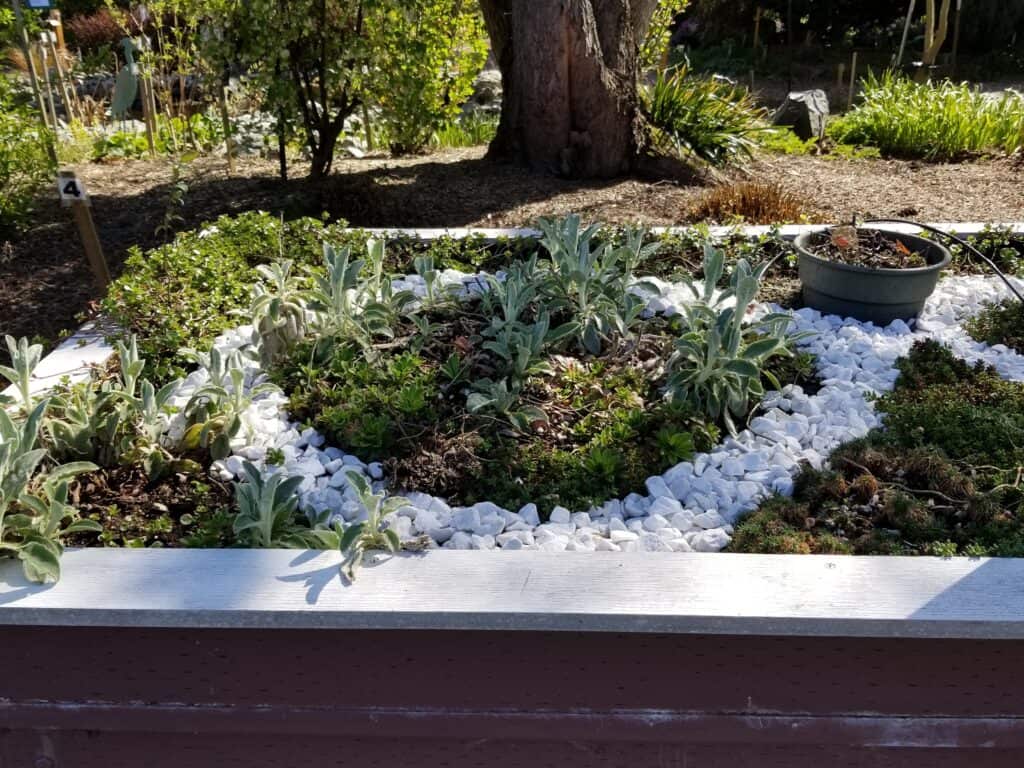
[915,0,952,82]
[479,0,659,178]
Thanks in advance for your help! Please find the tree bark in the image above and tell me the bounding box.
[479,0,659,178]
[915,0,952,82]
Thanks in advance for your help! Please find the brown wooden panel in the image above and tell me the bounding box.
[2,626,1022,766]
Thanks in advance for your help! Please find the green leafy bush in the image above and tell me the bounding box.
[830,71,1024,160]
[0,77,56,237]
[369,1,488,154]
[645,64,767,166]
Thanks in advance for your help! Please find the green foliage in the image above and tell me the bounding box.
[758,127,817,156]
[337,470,409,582]
[734,340,1024,557]
[101,212,360,383]
[0,77,56,237]
[368,1,488,154]
[965,299,1024,356]
[45,336,185,479]
[232,461,329,548]
[667,244,806,434]
[645,64,767,166]
[940,225,1024,276]
[0,401,99,583]
[830,71,1024,160]
[92,113,227,160]
[640,0,690,70]
[0,335,43,414]
[281,347,440,462]
[877,340,1024,468]
[181,346,277,460]
[535,215,659,355]
[429,112,499,149]
[202,0,488,174]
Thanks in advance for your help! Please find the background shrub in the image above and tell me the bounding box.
[368,0,488,155]
[0,78,55,239]
[64,8,124,52]
[830,71,1024,160]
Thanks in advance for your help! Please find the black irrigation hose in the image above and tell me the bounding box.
[862,218,1024,304]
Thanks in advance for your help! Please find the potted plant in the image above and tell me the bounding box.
[794,226,951,325]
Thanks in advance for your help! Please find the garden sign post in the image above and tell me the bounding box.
[57,170,111,290]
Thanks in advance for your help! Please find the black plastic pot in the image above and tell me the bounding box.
[794,228,951,325]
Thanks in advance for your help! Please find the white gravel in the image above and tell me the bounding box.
[166,272,1024,553]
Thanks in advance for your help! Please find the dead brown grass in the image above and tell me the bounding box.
[685,180,816,225]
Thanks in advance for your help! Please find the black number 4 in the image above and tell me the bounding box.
[62,180,81,197]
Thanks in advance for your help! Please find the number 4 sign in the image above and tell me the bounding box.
[57,170,88,205]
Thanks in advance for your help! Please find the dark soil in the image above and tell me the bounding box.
[803,228,928,269]
[67,464,235,548]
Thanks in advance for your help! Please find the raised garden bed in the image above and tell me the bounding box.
[3,219,1024,580]
[4,218,1024,763]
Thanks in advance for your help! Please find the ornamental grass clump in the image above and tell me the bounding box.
[645,65,767,167]
[831,71,1024,160]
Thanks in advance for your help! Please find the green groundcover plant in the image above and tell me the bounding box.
[731,340,1024,556]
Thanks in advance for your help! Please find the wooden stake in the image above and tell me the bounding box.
[896,0,916,68]
[837,62,846,90]
[219,82,235,176]
[11,0,56,160]
[847,51,858,110]
[49,9,65,50]
[57,171,110,289]
[139,75,157,157]
[46,34,75,124]
[37,40,60,130]
[752,6,762,54]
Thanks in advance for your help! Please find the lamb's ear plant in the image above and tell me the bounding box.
[45,335,182,478]
[232,461,326,548]
[535,215,660,354]
[249,259,310,365]
[181,347,277,460]
[413,253,441,304]
[0,335,43,414]
[668,244,810,435]
[0,401,99,583]
[337,470,410,582]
